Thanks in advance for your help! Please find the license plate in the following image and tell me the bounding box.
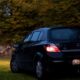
[72,59,80,65]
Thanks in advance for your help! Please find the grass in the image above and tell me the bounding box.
[0,58,36,80]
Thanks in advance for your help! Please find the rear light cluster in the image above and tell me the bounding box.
[45,44,60,52]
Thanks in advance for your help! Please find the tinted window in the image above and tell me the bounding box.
[38,32,43,41]
[30,32,41,41]
[24,34,32,42]
[50,28,80,41]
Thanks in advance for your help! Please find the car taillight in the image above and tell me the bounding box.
[45,45,60,52]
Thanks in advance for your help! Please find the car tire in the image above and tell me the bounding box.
[10,56,19,73]
[34,60,48,80]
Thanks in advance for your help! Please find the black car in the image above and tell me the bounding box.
[10,26,80,79]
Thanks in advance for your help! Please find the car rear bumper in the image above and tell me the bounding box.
[47,59,80,73]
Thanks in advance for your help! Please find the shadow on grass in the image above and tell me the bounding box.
[11,71,80,80]
[44,73,80,80]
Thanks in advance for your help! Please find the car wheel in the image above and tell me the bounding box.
[35,60,47,80]
[10,57,19,73]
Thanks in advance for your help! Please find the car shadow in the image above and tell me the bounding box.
[45,73,80,80]
[9,70,80,80]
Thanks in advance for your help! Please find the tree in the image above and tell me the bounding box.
[0,0,80,44]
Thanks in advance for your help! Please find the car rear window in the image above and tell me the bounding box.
[49,28,80,42]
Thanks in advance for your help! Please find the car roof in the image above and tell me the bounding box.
[34,26,80,31]
[33,25,80,32]
[33,27,50,32]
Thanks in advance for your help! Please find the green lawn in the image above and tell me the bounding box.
[0,58,36,80]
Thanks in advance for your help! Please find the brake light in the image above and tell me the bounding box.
[46,45,60,52]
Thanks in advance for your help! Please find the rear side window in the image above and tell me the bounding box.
[38,32,43,41]
[30,32,41,41]
[24,34,32,42]
[50,28,80,41]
